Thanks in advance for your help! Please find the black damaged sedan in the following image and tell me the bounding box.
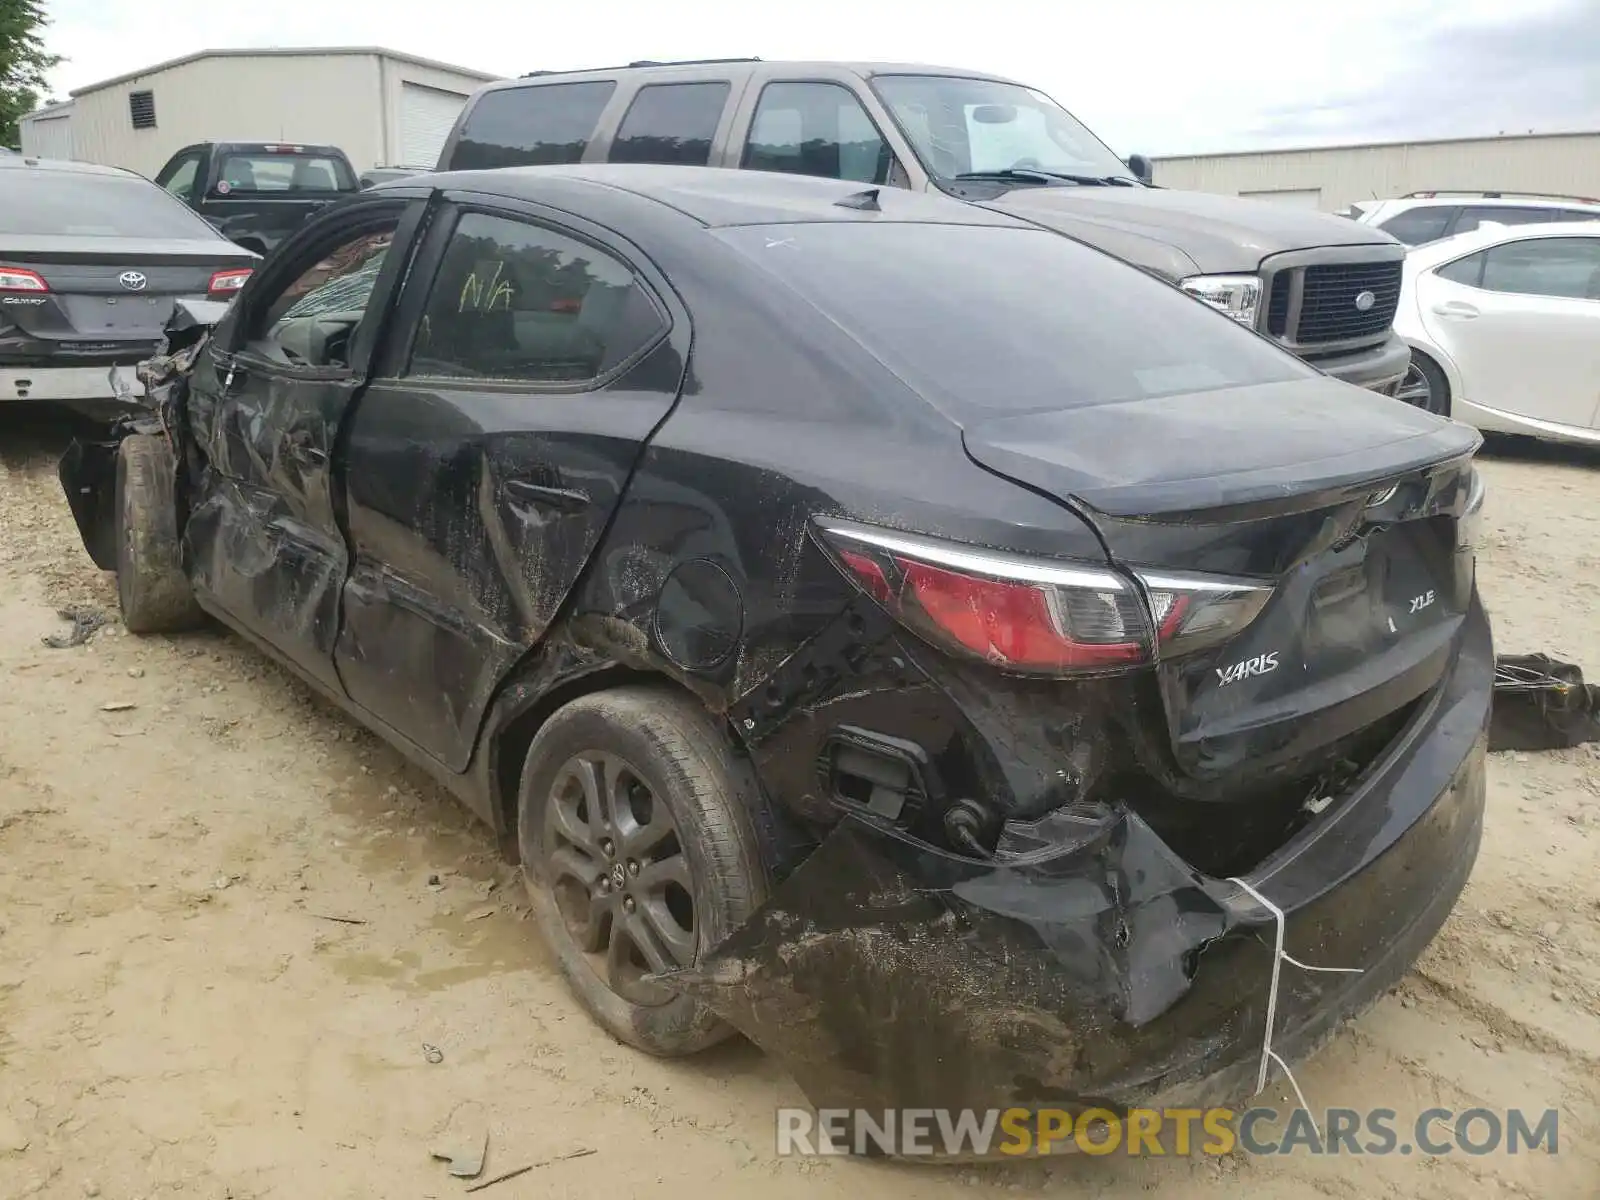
[59,164,1491,1136]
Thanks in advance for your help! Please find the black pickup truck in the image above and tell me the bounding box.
[152,141,360,257]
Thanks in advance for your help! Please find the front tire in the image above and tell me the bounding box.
[517,686,765,1056]
[114,434,204,634]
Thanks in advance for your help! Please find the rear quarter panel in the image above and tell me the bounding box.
[530,229,1116,847]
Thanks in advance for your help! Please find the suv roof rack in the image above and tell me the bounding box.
[1405,189,1600,204]
[521,56,760,78]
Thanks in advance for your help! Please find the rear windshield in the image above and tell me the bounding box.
[446,81,616,171]
[214,152,356,194]
[0,170,225,238]
[713,222,1311,413]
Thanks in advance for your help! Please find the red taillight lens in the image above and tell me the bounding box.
[901,557,1147,669]
[817,519,1272,676]
[1137,572,1272,656]
[821,520,1152,673]
[0,267,49,293]
[208,268,252,297]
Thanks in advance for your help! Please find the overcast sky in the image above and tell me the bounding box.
[37,0,1600,156]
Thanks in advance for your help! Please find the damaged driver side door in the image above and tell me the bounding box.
[184,197,428,692]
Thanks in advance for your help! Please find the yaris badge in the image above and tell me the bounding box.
[118,271,148,292]
[1354,289,1376,311]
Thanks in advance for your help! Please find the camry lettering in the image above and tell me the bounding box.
[1216,652,1279,686]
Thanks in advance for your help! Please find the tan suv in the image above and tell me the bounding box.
[435,58,1416,394]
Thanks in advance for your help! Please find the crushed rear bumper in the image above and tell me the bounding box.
[0,364,143,412]
[671,596,1492,1147]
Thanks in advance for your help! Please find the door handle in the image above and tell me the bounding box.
[502,478,588,514]
[1430,301,1480,319]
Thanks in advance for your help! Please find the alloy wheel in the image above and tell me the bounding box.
[1395,362,1435,411]
[541,751,697,1006]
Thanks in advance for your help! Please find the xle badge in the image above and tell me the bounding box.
[1217,652,1279,686]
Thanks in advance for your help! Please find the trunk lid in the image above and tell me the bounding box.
[1,238,254,358]
[962,376,1482,785]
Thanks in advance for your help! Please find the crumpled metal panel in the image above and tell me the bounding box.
[666,604,1494,1126]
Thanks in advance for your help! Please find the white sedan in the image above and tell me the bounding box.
[1394,221,1600,445]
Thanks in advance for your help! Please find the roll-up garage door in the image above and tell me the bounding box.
[399,83,468,169]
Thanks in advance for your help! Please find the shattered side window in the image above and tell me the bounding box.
[254,227,398,369]
[404,212,667,385]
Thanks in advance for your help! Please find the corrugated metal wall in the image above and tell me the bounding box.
[64,52,493,177]
[1153,132,1600,212]
[70,53,388,177]
[19,102,75,159]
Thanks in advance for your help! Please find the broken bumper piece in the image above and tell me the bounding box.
[669,600,1492,1156]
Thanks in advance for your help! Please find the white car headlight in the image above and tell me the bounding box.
[1179,274,1262,327]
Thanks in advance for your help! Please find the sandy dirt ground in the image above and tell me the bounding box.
[0,411,1596,1200]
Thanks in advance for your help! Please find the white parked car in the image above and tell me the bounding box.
[1343,191,1600,247]
[1393,221,1600,445]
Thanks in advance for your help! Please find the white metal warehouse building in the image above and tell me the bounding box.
[18,47,501,177]
[1152,130,1600,214]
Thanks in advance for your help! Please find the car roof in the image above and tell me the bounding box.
[494,59,1019,89]
[1407,218,1600,266]
[0,155,139,179]
[204,141,346,153]
[389,163,1034,230]
[1526,219,1600,237]
[1392,194,1600,211]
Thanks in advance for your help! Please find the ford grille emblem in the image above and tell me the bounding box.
[1353,289,1376,312]
[118,271,148,292]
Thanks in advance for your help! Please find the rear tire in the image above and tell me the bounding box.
[517,686,765,1056]
[114,434,203,635]
[1397,351,1451,417]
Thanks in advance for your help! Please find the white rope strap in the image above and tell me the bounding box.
[1227,875,1365,1137]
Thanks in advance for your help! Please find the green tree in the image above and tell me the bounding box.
[1,0,63,149]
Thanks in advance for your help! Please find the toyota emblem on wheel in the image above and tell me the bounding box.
[118,271,148,292]
[1353,289,1376,312]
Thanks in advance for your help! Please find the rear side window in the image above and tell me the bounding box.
[407,211,667,384]
[1435,251,1486,287]
[1555,208,1600,223]
[1376,205,1456,245]
[447,81,616,171]
[714,222,1310,415]
[1480,237,1600,299]
[609,82,730,166]
[0,171,222,238]
[742,82,891,184]
[1451,205,1556,235]
[214,152,356,194]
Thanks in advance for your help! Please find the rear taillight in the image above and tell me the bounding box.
[0,268,49,293]
[1133,571,1274,657]
[816,518,1272,676]
[208,268,252,298]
